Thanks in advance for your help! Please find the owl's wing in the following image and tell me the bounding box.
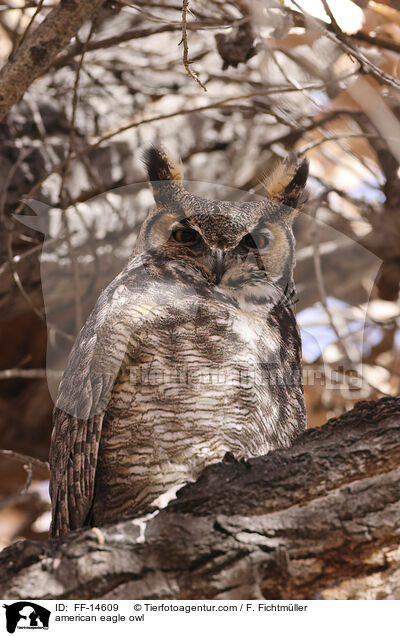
[49,275,138,536]
[49,257,183,536]
[50,409,103,536]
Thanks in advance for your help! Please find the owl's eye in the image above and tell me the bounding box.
[171,228,200,246]
[242,233,269,250]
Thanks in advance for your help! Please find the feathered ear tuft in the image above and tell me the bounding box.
[263,155,309,208]
[143,146,183,185]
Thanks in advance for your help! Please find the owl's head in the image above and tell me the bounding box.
[136,147,308,310]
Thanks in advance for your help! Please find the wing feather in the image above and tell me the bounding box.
[50,261,150,536]
[49,256,201,536]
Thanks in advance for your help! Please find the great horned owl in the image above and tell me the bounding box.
[49,147,308,537]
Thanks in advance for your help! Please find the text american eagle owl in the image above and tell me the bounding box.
[49,147,308,536]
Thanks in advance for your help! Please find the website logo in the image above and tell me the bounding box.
[3,603,50,633]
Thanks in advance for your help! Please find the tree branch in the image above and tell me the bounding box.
[1,397,399,600]
[0,0,105,121]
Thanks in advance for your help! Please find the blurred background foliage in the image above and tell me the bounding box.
[0,0,399,548]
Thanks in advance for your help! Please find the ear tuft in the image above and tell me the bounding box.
[143,146,183,184]
[263,155,309,207]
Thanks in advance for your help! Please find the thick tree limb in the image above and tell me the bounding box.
[0,0,105,122]
[0,398,399,600]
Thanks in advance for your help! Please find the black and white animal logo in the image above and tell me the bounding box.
[3,602,50,633]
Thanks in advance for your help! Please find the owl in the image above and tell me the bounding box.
[49,147,309,537]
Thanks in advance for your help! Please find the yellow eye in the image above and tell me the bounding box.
[171,228,200,245]
[242,233,269,250]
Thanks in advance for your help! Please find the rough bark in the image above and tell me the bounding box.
[0,397,399,601]
[0,0,105,122]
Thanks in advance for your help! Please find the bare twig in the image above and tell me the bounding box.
[289,0,400,91]
[298,132,381,155]
[10,0,45,59]
[0,368,61,380]
[58,21,96,333]
[58,21,96,202]
[0,449,49,472]
[0,449,49,511]
[180,0,207,91]
[0,148,33,224]
[6,221,46,323]
[5,220,75,343]
[352,30,400,56]
[320,0,341,36]
[0,234,65,278]
[54,24,191,68]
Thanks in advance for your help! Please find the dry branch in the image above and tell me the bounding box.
[1,0,400,559]
[0,449,49,510]
[1,397,399,600]
[0,0,105,121]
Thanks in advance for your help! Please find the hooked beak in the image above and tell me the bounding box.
[212,247,226,285]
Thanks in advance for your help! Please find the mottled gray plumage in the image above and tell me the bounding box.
[50,148,308,536]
